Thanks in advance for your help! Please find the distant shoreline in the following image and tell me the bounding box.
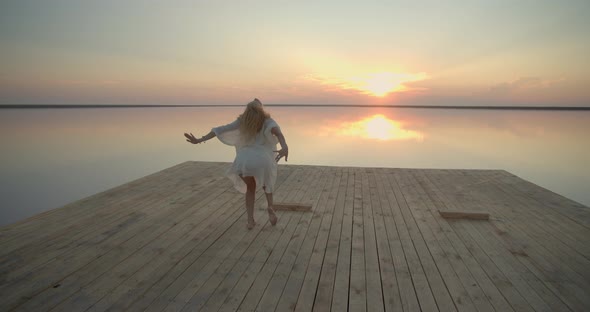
[1,104,589,111]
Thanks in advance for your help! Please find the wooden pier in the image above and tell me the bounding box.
[1,161,589,311]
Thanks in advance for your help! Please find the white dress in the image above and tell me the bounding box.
[212,118,280,194]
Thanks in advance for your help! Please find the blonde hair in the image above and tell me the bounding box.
[239,98,270,141]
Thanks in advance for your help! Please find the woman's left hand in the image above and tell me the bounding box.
[275,147,288,162]
[184,132,202,144]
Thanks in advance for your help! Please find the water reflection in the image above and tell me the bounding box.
[322,114,423,141]
[0,107,589,226]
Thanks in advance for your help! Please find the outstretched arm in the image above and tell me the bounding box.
[184,131,216,144]
[271,126,288,162]
[184,119,239,145]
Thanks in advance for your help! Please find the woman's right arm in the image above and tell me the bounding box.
[184,118,238,144]
[184,131,215,144]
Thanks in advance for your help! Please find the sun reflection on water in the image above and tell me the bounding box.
[325,114,424,141]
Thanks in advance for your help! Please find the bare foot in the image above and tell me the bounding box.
[267,207,278,226]
[247,220,256,230]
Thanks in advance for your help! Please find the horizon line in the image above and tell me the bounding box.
[1,104,589,111]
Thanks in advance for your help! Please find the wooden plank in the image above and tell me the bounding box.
[83,161,278,312]
[104,166,293,311]
[464,170,590,310]
[292,167,346,312]
[273,167,340,312]
[183,168,322,311]
[387,169,458,312]
[155,205,268,311]
[330,167,355,312]
[377,169,432,312]
[361,169,384,312]
[308,167,350,312]
[348,168,367,312]
[42,169,242,311]
[209,167,311,312]
[180,169,307,312]
[483,173,590,261]
[138,166,307,312]
[205,167,334,312]
[395,169,479,312]
[369,169,404,312]
[481,173,590,280]
[19,187,243,312]
[232,166,324,312]
[448,220,535,312]
[430,169,564,312]
[252,167,330,311]
[451,169,577,311]
[404,170,497,312]
[1,163,229,310]
[424,171,536,312]
[415,169,521,312]
[439,210,490,220]
[40,163,288,312]
[273,202,312,212]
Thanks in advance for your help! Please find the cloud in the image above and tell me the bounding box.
[489,76,564,94]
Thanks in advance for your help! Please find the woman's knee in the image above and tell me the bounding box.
[244,178,256,193]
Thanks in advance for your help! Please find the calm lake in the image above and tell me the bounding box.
[1,106,589,226]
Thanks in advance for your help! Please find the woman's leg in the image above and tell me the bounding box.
[240,176,257,229]
[263,189,278,226]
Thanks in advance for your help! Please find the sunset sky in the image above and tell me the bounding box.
[1,0,589,106]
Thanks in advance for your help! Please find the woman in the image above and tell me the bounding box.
[184,98,289,230]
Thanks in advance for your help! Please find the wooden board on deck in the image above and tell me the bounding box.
[273,202,313,212]
[439,210,490,220]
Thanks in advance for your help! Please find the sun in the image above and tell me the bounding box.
[346,72,428,97]
[361,73,407,97]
